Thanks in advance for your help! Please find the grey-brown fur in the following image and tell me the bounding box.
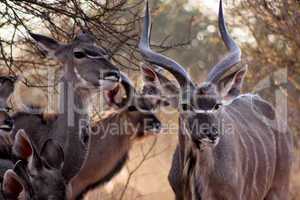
[2,130,70,200]
[0,75,17,179]
[0,75,17,136]
[169,94,293,200]
[138,1,293,199]
[70,73,162,200]
[70,109,161,199]
[0,30,122,199]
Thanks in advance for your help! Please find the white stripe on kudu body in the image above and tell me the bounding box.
[138,0,293,200]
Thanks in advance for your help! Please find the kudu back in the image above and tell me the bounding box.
[139,1,293,199]
[70,73,162,200]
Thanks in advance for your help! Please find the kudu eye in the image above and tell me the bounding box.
[128,105,137,112]
[85,49,108,59]
[85,49,100,57]
[80,124,90,146]
[74,51,86,59]
[214,103,222,110]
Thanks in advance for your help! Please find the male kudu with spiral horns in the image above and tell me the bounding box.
[139,1,293,199]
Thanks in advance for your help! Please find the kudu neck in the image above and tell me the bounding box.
[179,117,215,200]
[0,98,8,109]
[182,143,214,200]
[59,77,89,114]
[56,77,89,183]
[94,110,137,140]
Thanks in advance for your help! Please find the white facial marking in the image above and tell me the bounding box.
[0,124,11,130]
[104,75,119,82]
[98,80,119,90]
[200,137,220,147]
[194,109,218,114]
[86,54,108,59]
[213,137,220,147]
[220,93,258,107]
[74,67,90,87]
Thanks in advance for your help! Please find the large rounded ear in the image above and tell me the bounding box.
[13,130,43,170]
[13,160,30,182]
[29,32,62,58]
[216,65,248,103]
[252,95,275,120]
[141,66,159,83]
[12,130,33,161]
[2,169,24,199]
[40,139,64,170]
[141,66,180,108]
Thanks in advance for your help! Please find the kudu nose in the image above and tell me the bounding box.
[4,118,13,128]
[147,118,161,133]
[0,115,14,131]
[199,126,219,143]
[153,121,161,132]
[80,125,90,146]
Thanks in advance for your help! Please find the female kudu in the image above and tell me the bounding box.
[1,31,122,199]
[70,73,162,200]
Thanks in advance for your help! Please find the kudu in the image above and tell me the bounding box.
[0,76,16,200]
[0,76,17,134]
[2,129,70,200]
[27,31,121,179]
[1,31,121,199]
[0,82,69,200]
[139,1,293,200]
[70,73,162,200]
[0,76,17,171]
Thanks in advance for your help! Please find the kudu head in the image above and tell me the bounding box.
[0,76,17,133]
[141,66,180,109]
[29,31,120,90]
[139,0,247,147]
[104,73,161,138]
[2,130,70,200]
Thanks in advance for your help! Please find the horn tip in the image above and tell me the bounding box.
[219,0,224,18]
[145,0,150,17]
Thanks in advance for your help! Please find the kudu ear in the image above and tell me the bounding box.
[216,65,248,102]
[40,139,64,170]
[12,130,33,161]
[13,160,30,183]
[148,68,180,108]
[141,66,159,83]
[29,32,62,58]
[2,169,24,198]
[104,84,124,108]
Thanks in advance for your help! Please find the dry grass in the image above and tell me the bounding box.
[84,134,177,200]
[84,139,300,200]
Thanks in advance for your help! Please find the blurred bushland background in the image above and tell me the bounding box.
[0,0,299,199]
